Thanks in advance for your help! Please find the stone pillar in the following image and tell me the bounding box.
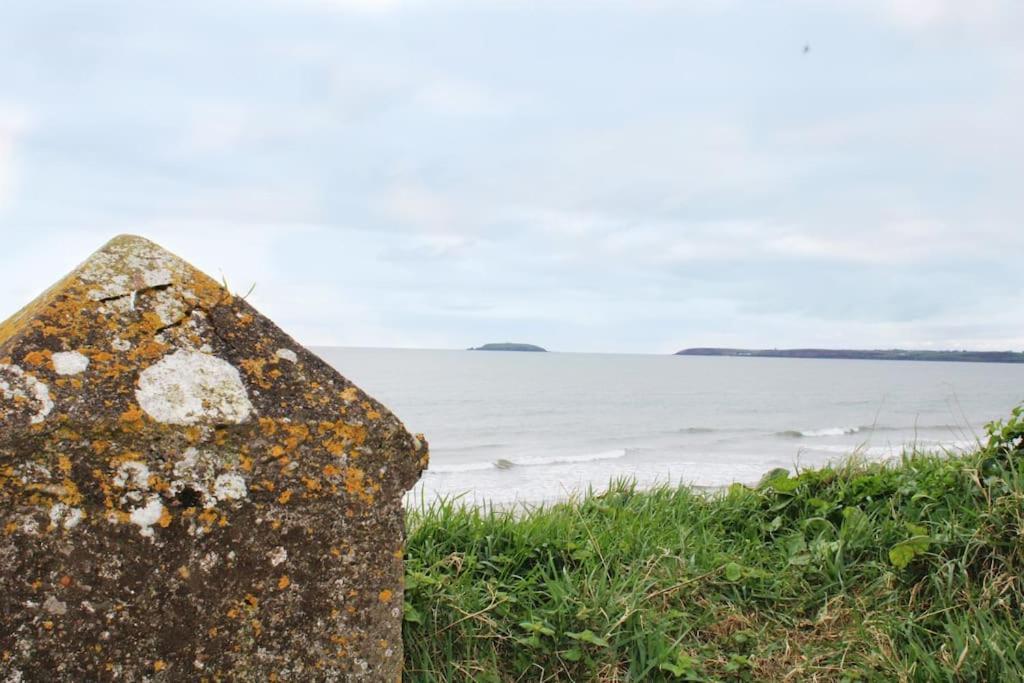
[0,235,427,681]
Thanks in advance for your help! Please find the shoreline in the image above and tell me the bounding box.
[404,406,1024,679]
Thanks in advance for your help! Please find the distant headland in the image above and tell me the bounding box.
[675,348,1024,364]
[469,343,547,352]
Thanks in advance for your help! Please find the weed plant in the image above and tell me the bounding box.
[404,405,1024,681]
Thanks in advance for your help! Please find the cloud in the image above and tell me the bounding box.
[0,0,1021,352]
[865,0,1024,32]
[268,0,410,13]
[0,106,30,211]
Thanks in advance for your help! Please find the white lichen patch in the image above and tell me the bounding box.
[51,351,90,376]
[111,337,132,352]
[78,236,181,301]
[49,503,84,530]
[213,473,247,501]
[43,596,68,616]
[113,461,151,492]
[136,350,253,425]
[199,552,219,572]
[275,348,298,363]
[129,496,165,538]
[269,546,288,566]
[170,447,250,511]
[150,286,190,327]
[0,364,53,424]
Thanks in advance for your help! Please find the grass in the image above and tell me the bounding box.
[402,405,1024,681]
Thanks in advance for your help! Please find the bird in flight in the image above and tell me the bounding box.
[803,44,811,54]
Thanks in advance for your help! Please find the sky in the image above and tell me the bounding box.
[0,0,1021,354]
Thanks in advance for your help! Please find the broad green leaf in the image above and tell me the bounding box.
[403,602,423,624]
[566,629,610,647]
[889,543,917,569]
[518,621,554,637]
[788,552,811,566]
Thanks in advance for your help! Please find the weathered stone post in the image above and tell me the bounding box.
[0,235,427,680]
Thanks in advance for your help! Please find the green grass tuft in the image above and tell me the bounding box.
[404,405,1024,681]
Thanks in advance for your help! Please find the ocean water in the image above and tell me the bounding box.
[315,348,1024,506]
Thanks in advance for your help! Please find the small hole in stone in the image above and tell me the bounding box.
[175,487,202,509]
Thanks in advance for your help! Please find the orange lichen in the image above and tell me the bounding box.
[153,660,167,672]
[323,420,367,448]
[158,507,172,528]
[323,439,346,457]
[198,509,218,527]
[378,590,393,603]
[277,575,290,590]
[133,340,168,361]
[118,406,146,432]
[240,358,271,389]
[259,417,278,436]
[23,350,50,367]
[56,479,83,506]
[283,424,310,451]
[344,467,374,504]
[322,464,340,478]
[277,490,292,504]
[89,351,114,365]
[140,311,165,334]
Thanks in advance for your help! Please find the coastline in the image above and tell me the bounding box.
[404,406,1024,679]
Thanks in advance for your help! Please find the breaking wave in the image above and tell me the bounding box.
[778,423,970,439]
[777,427,862,438]
[428,448,629,474]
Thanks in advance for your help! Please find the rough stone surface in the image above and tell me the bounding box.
[0,235,428,681]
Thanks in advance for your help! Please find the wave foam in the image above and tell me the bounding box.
[778,427,861,438]
[428,448,628,474]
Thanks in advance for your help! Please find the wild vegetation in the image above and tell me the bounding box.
[404,405,1024,681]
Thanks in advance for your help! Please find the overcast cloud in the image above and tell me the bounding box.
[0,0,1021,352]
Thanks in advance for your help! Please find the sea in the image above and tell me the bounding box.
[315,348,1024,507]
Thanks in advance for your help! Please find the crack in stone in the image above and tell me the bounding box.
[96,283,173,303]
[154,305,198,335]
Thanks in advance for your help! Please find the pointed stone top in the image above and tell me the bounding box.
[0,233,426,492]
[0,235,427,679]
[76,234,201,301]
[0,234,224,350]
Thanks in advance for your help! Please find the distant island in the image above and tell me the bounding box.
[469,343,547,352]
[676,348,1024,364]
